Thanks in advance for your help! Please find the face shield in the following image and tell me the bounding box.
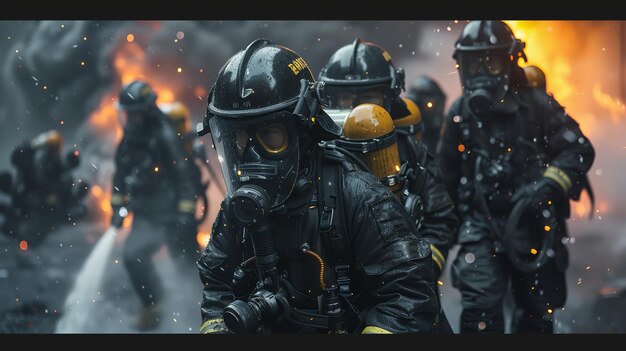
[324,84,391,111]
[208,111,300,209]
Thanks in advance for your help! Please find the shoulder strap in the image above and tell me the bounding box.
[316,144,352,297]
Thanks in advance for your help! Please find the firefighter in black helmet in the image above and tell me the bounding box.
[111,80,203,331]
[437,20,595,333]
[196,38,440,334]
[320,38,459,288]
[405,75,447,152]
[0,130,88,265]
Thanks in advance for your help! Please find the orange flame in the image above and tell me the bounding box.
[196,231,211,250]
[592,83,626,123]
[504,21,625,217]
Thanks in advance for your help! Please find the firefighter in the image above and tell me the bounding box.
[0,130,87,253]
[437,20,595,333]
[196,38,440,334]
[319,38,459,284]
[405,75,447,152]
[111,80,202,331]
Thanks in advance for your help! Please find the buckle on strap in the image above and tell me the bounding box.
[319,208,334,233]
[335,264,352,296]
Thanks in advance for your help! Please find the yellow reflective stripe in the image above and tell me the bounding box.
[432,255,444,272]
[111,194,125,205]
[178,199,196,213]
[362,326,393,334]
[200,318,225,334]
[430,245,445,267]
[543,166,572,193]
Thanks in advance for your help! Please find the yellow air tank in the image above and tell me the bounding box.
[524,65,546,91]
[342,103,403,197]
[393,97,423,140]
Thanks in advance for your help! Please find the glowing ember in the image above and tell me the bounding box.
[126,34,135,43]
[457,144,465,152]
[530,248,538,255]
[19,240,28,251]
[544,225,551,232]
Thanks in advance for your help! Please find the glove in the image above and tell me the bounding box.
[110,205,128,229]
[110,193,129,229]
[509,177,563,257]
[199,318,230,334]
[512,177,565,217]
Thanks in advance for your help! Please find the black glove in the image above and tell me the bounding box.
[509,178,563,257]
[111,205,128,229]
[512,178,565,217]
[200,318,230,334]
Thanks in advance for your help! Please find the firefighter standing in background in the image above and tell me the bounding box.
[197,39,440,334]
[111,80,201,331]
[159,101,211,242]
[404,75,447,152]
[0,130,88,257]
[318,38,459,284]
[437,20,595,333]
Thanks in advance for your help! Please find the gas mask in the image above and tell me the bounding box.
[208,111,301,210]
[457,49,511,116]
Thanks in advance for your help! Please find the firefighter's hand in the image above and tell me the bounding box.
[111,205,128,229]
[512,178,564,215]
[200,318,230,334]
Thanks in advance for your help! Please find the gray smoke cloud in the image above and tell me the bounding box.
[0,20,429,164]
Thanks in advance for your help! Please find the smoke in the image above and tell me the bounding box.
[2,20,625,333]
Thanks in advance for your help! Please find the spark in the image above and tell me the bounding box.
[177,67,182,73]
[457,144,466,152]
[126,34,135,43]
[19,240,28,251]
[427,102,433,108]
[530,248,538,255]
[544,225,551,231]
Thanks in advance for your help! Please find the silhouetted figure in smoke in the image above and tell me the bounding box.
[404,75,447,152]
[110,80,203,331]
[437,20,595,333]
[0,130,88,264]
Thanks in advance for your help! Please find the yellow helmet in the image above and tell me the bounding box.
[159,101,191,135]
[393,97,423,139]
[340,104,403,197]
[31,130,63,155]
[524,65,546,90]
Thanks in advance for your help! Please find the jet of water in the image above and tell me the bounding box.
[55,227,117,333]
